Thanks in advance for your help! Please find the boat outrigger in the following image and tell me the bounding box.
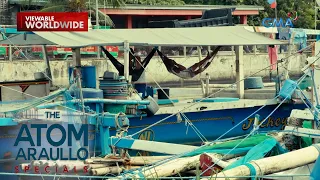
[0,25,318,179]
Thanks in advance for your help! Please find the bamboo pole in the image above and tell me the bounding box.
[203,143,320,180]
[126,156,170,165]
[90,165,142,176]
[91,166,123,176]
[110,155,200,179]
[88,163,113,169]
[110,154,228,179]
[201,153,231,169]
[85,158,124,164]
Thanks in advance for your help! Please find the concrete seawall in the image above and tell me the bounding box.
[0,53,306,87]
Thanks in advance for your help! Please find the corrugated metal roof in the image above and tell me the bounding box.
[0,26,285,47]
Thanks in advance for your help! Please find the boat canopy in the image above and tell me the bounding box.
[0,26,285,47]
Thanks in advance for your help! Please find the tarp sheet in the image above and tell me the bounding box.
[0,26,286,47]
[0,33,54,45]
[183,134,272,157]
[224,138,287,170]
[311,156,320,180]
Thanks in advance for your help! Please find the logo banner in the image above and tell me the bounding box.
[17,12,88,31]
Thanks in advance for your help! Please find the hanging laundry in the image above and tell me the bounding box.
[268,34,278,70]
[290,29,307,51]
[278,28,290,40]
[278,27,289,52]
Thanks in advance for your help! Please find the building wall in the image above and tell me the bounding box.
[0,53,306,87]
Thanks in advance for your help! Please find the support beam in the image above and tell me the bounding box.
[123,41,130,82]
[284,126,320,139]
[42,45,53,87]
[72,48,85,114]
[239,15,248,24]
[72,48,81,67]
[8,45,12,61]
[127,15,132,29]
[235,46,244,99]
[110,137,197,155]
[197,46,203,80]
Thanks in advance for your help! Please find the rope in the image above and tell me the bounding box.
[295,86,320,126]
[0,31,59,88]
[244,163,257,180]
[122,69,308,174]
[0,84,94,116]
[199,74,307,176]
[126,43,315,138]
[0,172,311,179]
[0,32,96,116]
[180,112,208,142]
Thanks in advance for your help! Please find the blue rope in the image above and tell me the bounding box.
[199,74,307,176]
[244,163,257,180]
[295,85,320,127]
[121,94,281,176]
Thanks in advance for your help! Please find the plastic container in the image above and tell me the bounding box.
[134,83,147,98]
[244,77,264,89]
[279,79,297,99]
[158,88,170,99]
[146,86,154,97]
[145,96,159,116]
[68,66,97,88]
[73,88,103,112]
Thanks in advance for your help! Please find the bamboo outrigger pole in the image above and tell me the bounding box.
[202,144,320,180]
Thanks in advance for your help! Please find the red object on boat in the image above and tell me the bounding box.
[199,153,223,176]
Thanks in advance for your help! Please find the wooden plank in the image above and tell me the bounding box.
[290,109,315,120]
[110,137,197,155]
[284,126,320,139]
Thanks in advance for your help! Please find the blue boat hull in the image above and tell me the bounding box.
[123,103,306,144]
[0,103,306,179]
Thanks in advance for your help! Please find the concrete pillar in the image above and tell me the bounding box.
[127,15,132,29]
[240,15,248,25]
[235,45,244,99]
[72,48,81,67]
[8,45,12,61]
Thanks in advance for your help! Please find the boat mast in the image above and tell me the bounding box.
[124,40,130,82]
[95,0,101,58]
[315,0,319,30]
[72,48,85,114]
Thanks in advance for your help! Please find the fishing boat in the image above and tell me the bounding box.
[0,25,313,179]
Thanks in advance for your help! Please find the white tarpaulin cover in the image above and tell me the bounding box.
[0,26,286,47]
